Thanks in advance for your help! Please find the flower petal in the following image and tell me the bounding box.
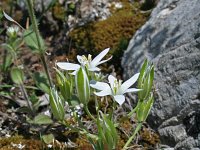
[120,73,140,94]
[124,88,142,93]
[96,56,112,66]
[94,89,112,97]
[68,70,77,75]
[108,75,116,89]
[91,48,110,66]
[90,82,110,91]
[77,55,83,64]
[57,62,80,71]
[113,95,125,105]
[88,66,101,71]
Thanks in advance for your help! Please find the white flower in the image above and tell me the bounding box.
[90,73,141,105]
[56,48,112,74]
[7,26,19,37]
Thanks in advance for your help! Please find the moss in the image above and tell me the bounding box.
[75,136,93,150]
[69,0,149,70]
[52,2,66,21]
[139,127,160,148]
[0,135,43,150]
[0,134,79,150]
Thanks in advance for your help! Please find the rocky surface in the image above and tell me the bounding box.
[18,0,122,29]
[122,0,200,149]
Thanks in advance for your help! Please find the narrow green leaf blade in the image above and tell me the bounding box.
[49,88,65,121]
[143,94,154,121]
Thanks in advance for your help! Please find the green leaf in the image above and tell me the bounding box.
[33,114,53,125]
[143,94,154,121]
[33,72,50,94]
[2,54,13,72]
[60,80,71,99]
[143,65,154,100]
[147,65,154,96]
[96,116,105,147]
[55,68,66,85]
[12,38,23,50]
[136,101,145,122]
[23,29,45,53]
[143,73,150,99]
[26,117,34,124]
[49,88,65,121]
[55,68,72,101]
[103,115,118,148]
[29,93,39,105]
[10,67,24,84]
[138,59,148,99]
[0,10,3,20]
[97,113,118,149]
[1,43,14,52]
[136,94,154,122]
[105,130,113,150]
[42,134,54,144]
[17,106,32,113]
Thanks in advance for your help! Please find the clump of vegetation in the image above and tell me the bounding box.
[52,2,66,21]
[0,135,42,150]
[140,127,160,148]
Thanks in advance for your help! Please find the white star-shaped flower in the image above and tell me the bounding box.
[90,73,141,105]
[56,48,112,74]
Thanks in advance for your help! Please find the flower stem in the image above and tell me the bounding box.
[26,0,53,88]
[19,83,35,117]
[40,54,53,87]
[84,106,97,123]
[122,123,142,150]
[128,101,141,117]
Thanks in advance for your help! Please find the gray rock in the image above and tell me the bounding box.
[79,0,111,25]
[17,0,121,30]
[121,0,200,148]
[158,124,187,146]
[175,136,199,150]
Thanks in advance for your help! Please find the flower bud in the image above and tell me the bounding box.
[75,67,90,105]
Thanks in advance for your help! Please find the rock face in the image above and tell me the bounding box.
[122,0,200,149]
